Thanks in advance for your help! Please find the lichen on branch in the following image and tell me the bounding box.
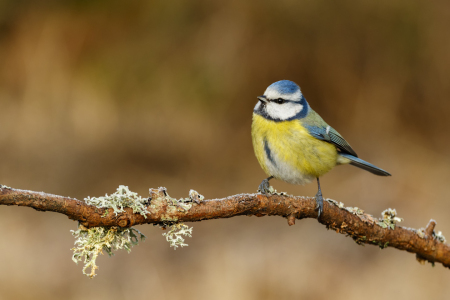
[71,225,145,278]
[1,185,450,270]
[84,185,149,217]
[163,223,193,249]
[379,208,404,229]
[70,186,200,277]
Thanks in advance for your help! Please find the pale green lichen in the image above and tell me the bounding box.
[71,225,145,278]
[327,199,345,209]
[189,189,204,203]
[160,215,179,222]
[326,199,363,214]
[345,206,364,215]
[371,240,389,249]
[260,185,276,194]
[72,186,199,277]
[327,199,338,205]
[434,231,446,243]
[416,228,426,238]
[162,223,193,250]
[0,184,11,189]
[84,185,149,217]
[353,235,367,245]
[177,202,193,211]
[415,227,446,243]
[258,185,290,196]
[378,208,403,229]
[153,187,196,212]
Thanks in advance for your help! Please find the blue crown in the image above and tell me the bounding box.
[267,80,300,95]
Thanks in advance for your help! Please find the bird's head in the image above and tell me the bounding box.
[254,80,309,121]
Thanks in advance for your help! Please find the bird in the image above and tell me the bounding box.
[251,80,391,218]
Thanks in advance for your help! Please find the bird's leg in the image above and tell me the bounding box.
[258,176,274,194]
[315,178,324,218]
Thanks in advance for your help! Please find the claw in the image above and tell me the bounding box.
[315,178,324,218]
[258,176,274,194]
[315,192,324,218]
[258,179,271,194]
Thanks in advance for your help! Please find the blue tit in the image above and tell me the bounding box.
[251,80,391,217]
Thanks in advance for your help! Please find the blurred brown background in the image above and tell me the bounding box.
[1,0,450,299]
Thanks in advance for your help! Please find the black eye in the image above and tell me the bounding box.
[276,98,285,104]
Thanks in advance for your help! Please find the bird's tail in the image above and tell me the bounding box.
[339,153,391,176]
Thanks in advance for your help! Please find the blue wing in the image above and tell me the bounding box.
[304,125,358,157]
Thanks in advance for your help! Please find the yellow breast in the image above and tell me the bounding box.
[251,114,338,184]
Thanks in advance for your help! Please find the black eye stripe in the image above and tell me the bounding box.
[268,98,296,104]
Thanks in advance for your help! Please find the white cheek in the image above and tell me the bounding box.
[266,102,303,120]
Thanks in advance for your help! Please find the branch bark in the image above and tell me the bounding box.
[1,185,449,269]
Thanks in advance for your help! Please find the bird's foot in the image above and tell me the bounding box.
[258,178,273,194]
[315,191,324,218]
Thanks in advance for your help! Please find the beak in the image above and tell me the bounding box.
[257,95,268,103]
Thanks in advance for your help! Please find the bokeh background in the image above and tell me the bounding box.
[1,0,450,299]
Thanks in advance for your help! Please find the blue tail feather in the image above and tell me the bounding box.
[339,153,391,176]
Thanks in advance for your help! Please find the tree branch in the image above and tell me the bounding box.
[1,185,449,269]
